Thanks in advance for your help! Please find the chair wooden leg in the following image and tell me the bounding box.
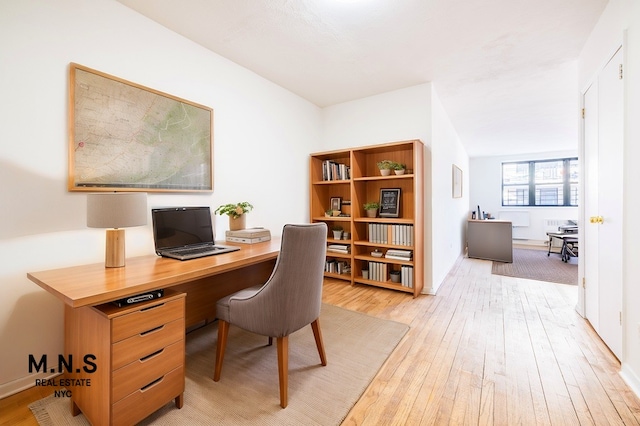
[311,319,327,366]
[214,320,229,381]
[277,336,288,408]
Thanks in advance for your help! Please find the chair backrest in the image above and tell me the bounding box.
[228,223,328,337]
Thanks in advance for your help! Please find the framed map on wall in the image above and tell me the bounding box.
[68,63,213,192]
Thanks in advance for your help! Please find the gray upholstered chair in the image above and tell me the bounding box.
[213,223,328,408]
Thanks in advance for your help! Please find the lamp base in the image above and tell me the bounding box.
[105,229,126,268]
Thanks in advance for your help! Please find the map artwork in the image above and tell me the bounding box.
[70,64,213,191]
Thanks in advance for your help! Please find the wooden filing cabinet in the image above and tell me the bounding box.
[65,289,185,425]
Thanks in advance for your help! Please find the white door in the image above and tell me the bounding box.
[583,47,624,360]
[583,83,599,325]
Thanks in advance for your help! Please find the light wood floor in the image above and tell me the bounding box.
[3,255,639,425]
[332,256,640,425]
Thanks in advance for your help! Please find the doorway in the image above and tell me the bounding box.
[581,46,624,360]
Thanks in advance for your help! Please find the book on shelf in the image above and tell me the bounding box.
[400,265,414,288]
[225,228,271,244]
[325,260,350,274]
[385,249,413,261]
[368,261,387,282]
[368,223,414,246]
[322,160,350,181]
[327,244,350,253]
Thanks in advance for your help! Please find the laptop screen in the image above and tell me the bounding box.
[152,207,215,251]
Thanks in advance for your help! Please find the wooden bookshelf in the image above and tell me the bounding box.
[309,140,424,296]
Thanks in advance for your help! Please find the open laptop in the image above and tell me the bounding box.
[152,207,239,260]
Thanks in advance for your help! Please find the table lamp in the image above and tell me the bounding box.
[87,192,147,268]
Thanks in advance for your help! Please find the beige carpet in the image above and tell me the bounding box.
[29,304,408,426]
[491,248,578,285]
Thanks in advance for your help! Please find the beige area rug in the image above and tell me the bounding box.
[492,248,578,285]
[29,304,408,426]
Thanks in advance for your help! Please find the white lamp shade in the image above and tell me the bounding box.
[87,192,147,229]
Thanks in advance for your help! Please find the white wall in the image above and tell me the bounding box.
[323,83,469,294]
[430,87,469,290]
[578,0,640,398]
[469,151,579,245]
[0,0,322,397]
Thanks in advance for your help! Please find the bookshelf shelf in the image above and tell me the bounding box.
[309,139,424,297]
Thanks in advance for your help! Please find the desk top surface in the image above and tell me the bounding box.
[27,238,281,308]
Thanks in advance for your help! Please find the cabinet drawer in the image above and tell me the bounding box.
[112,318,183,370]
[112,340,184,403]
[111,297,184,342]
[111,365,184,426]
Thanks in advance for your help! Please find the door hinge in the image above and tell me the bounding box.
[582,108,585,119]
[582,277,586,288]
[619,64,623,80]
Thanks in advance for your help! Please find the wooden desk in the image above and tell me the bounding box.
[27,239,280,425]
[28,238,280,327]
[467,220,513,263]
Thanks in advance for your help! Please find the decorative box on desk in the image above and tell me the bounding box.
[67,289,185,425]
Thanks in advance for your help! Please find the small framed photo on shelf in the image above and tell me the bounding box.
[379,188,401,218]
[330,197,342,212]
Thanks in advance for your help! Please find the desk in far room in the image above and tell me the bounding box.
[26,238,280,425]
[467,219,513,263]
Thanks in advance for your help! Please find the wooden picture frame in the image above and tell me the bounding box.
[452,164,463,198]
[68,63,213,192]
[379,188,401,218]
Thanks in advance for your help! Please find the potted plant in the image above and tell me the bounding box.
[390,270,401,283]
[214,201,253,231]
[325,209,333,218]
[363,202,379,218]
[393,162,407,175]
[331,225,343,240]
[376,160,394,176]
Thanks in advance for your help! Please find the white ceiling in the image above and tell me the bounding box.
[116,0,607,157]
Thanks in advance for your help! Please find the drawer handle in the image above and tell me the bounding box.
[140,348,164,362]
[140,325,164,336]
[141,303,165,312]
[141,376,164,392]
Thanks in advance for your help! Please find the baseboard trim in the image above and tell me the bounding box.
[620,363,640,400]
[0,372,60,400]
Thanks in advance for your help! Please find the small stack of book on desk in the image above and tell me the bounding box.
[225,228,271,244]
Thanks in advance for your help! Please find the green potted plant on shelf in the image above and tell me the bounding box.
[363,201,379,218]
[331,225,343,240]
[376,160,394,176]
[325,209,333,218]
[215,201,253,231]
[392,162,407,175]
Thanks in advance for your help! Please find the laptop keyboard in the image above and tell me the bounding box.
[173,246,219,256]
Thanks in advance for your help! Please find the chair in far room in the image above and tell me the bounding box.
[213,223,328,408]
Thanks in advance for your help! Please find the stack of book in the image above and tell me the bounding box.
[385,249,412,261]
[327,244,350,254]
[225,228,271,244]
